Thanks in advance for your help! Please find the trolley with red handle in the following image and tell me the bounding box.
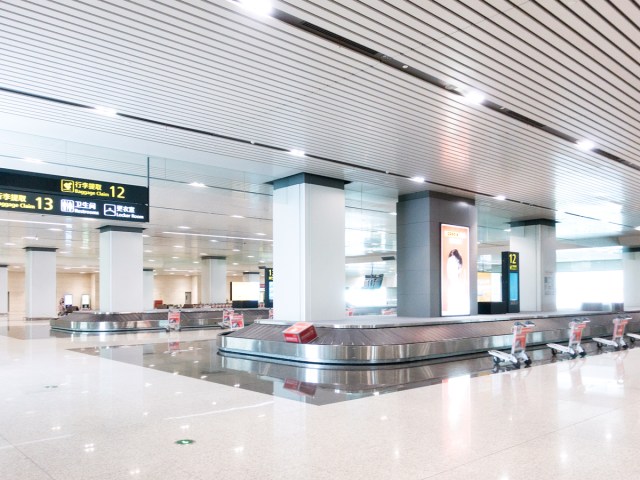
[488,320,535,369]
[547,318,590,358]
[593,316,630,350]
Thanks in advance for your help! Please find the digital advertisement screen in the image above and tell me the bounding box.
[509,272,519,302]
[230,282,260,301]
[441,224,470,316]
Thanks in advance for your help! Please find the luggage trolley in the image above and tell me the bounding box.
[593,316,630,350]
[547,318,590,359]
[488,320,536,369]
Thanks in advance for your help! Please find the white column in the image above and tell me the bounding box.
[623,248,640,309]
[201,256,226,304]
[0,265,8,314]
[143,268,154,310]
[25,247,57,319]
[509,221,556,312]
[190,275,199,304]
[99,226,144,312]
[273,173,345,322]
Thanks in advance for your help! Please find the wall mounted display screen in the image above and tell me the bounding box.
[0,168,148,222]
[230,281,260,301]
[441,224,470,316]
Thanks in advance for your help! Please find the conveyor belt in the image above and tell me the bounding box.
[217,312,640,365]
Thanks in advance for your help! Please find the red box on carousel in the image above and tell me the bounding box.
[283,322,317,344]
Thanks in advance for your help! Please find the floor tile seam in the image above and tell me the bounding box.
[8,442,56,480]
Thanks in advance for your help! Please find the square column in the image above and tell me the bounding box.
[201,256,226,304]
[0,265,7,314]
[99,226,144,312]
[397,192,477,317]
[25,247,57,319]
[509,220,556,312]
[273,173,346,322]
[623,247,640,309]
[143,268,154,310]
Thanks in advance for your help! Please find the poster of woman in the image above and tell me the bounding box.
[441,224,470,316]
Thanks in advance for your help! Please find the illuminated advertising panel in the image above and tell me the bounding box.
[441,224,470,316]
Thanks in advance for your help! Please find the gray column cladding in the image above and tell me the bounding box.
[397,192,478,317]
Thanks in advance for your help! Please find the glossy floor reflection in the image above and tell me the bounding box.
[2,315,640,479]
[72,338,626,406]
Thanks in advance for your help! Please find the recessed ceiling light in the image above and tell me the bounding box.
[23,236,38,240]
[148,259,156,262]
[576,139,596,151]
[494,195,506,201]
[189,182,206,187]
[48,228,62,231]
[210,239,218,243]
[231,215,245,219]
[233,249,240,252]
[193,261,199,264]
[465,90,485,104]
[247,255,254,258]
[23,157,44,164]
[174,245,183,248]
[255,233,266,236]
[142,234,149,238]
[172,256,179,259]
[59,251,69,254]
[402,64,408,69]
[410,176,425,183]
[93,106,118,117]
[259,260,265,263]
[233,263,239,265]
[237,0,273,16]
[178,226,190,230]
[504,228,511,232]
[13,265,20,268]
[144,250,152,253]
[389,212,397,216]
[5,242,15,246]
[289,149,305,157]
[80,246,89,250]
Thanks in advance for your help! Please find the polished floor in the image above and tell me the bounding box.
[1,315,639,479]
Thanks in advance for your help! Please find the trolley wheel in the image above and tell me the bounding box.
[630,337,636,344]
[579,351,587,357]
[492,356,501,365]
[513,361,521,369]
[570,353,578,359]
[524,359,532,366]
[622,344,628,350]
[596,343,603,349]
[551,349,557,356]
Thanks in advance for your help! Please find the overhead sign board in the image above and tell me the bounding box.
[0,168,148,222]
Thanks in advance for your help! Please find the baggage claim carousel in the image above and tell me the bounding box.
[217,311,640,365]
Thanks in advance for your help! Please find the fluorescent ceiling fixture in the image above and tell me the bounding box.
[247,255,254,258]
[255,233,266,236]
[23,157,44,164]
[289,149,305,157]
[410,176,425,183]
[389,212,397,216]
[231,215,245,218]
[233,249,241,252]
[164,232,273,242]
[0,218,67,227]
[465,90,485,104]
[48,228,62,231]
[142,234,149,238]
[237,0,273,15]
[402,64,408,69]
[504,228,511,232]
[233,262,239,265]
[5,242,15,246]
[93,106,118,117]
[172,256,179,259]
[174,245,184,248]
[193,261,199,264]
[144,250,152,253]
[23,236,38,240]
[494,195,506,201]
[189,182,206,187]
[178,226,190,230]
[576,139,596,151]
